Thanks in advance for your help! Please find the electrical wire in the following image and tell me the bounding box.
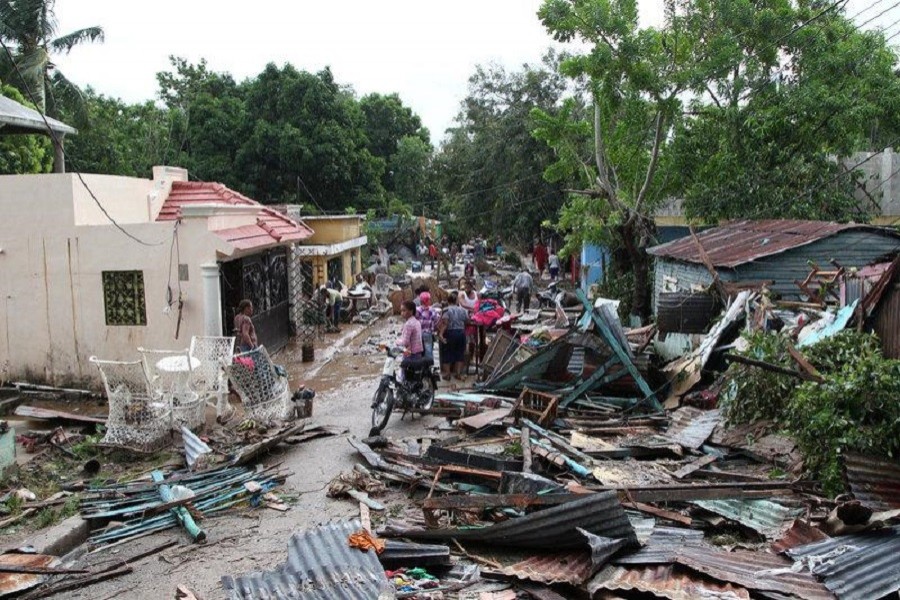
[0,38,161,247]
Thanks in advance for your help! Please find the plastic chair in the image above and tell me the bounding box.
[189,336,236,418]
[224,346,294,423]
[89,357,172,452]
[373,274,394,313]
[137,347,204,431]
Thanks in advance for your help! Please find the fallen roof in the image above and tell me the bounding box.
[221,519,391,600]
[647,220,900,268]
[786,525,900,600]
[589,564,752,600]
[158,181,313,251]
[691,498,804,539]
[843,452,900,511]
[381,491,638,550]
[0,95,77,136]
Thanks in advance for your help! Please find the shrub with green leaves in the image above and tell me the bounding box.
[720,330,900,496]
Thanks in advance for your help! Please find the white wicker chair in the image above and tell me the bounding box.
[137,347,205,431]
[373,274,394,313]
[224,346,293,423]
[189,336,236,418]
[90,357,172,452]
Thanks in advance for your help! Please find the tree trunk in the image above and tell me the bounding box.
[620,217,654,323]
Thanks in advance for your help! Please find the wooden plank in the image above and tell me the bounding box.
[673,454,718,479]
[423,493,579,511]
[624,500,692,526]
[14,405,106,424]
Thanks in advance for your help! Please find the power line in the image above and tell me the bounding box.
[0,39,161,247]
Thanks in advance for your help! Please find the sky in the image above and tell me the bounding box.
[52,0,898,146]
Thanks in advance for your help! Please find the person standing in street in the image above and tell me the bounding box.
[533,239,548,276]
[548,251,561,281]
[436,293,468,381]
[512,268,535,313]
[416,292,439,364]
[234,300,257,353]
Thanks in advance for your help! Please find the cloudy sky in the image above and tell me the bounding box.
[53,0,897,145]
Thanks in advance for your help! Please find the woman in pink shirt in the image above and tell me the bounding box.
[398,300,424,358]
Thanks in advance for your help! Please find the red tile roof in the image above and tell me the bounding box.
[158,181,313,251]
[648,220,900,268]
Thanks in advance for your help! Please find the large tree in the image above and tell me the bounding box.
[436,56,572,245]
[535,0,900,319]
[0,0,103,114]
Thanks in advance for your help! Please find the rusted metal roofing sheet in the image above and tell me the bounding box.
[674,546,834,600]
[647,220,900,268]
[498,552,594,585]
[615,526,707,565]
[771,519,830,554]
[589,564,751,600]
[381,491,637,550]
[221,519,392,600]
[0,553,57,597]
[786,525,900,600]
[664,407,721,449]
[691,498,803,539]
[843,452,900,510]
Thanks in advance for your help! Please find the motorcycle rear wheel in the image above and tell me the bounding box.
[371,381,395,432]
[418,376,436,412]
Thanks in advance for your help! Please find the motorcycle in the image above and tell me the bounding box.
[479,280,511,309]
[370,346,439,435]
[537,281,562,309]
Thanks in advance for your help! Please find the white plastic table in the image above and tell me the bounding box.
[155,355,201,391]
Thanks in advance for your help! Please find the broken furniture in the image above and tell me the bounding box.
[225,346,293,423]
[188,335,236,418]
[373,273,394,313]
[138,347,204,431]
[89,357,173,452]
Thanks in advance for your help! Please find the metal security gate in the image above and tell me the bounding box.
[220,248,291,352]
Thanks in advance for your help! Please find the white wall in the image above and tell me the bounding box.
[0,174,225,388]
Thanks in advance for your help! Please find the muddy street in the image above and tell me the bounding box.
[55,316,444,600]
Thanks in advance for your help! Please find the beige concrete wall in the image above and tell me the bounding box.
[303,216,362,245]
[0,176,225,389]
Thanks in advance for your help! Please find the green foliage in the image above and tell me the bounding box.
[0,0,104,115]
[721,331,900,495]
[0,84,53,173]
[436,55,572,245]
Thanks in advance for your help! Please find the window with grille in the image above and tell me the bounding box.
[102,271,147,326]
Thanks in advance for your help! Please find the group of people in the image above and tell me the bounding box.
[395,278,481,382]
[531,239,561,280]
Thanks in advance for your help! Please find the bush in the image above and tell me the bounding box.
[721,330,900,496]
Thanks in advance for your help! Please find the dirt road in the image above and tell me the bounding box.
[60,316,444,599]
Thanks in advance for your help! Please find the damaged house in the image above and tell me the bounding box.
[0,166,313,387]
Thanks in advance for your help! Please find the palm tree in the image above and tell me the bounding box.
[0,0,103,115]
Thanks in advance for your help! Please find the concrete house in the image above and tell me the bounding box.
[0,166,313,387]
[647,220,900,310]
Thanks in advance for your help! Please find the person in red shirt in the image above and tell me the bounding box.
[533,240,548,275]
[428,242,438,270]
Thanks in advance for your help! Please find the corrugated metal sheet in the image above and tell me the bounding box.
[0,95,77,135]
[221,519,392,599]
[786,525,900,600]
[379,540,450,569]
[691,499,803,539]
[588,564,751,600]
[181,425,212,470]
[498,552,594,585]
[843,453,900,511]
[0,553,57,596]
[615,527,707,565]
[381,491,637,550]
[872,281,900,359]
[657,292,719,333]
[674,546,834,600]
[771,520,830,554]
[664,407,721,450]
[647,220,899,268]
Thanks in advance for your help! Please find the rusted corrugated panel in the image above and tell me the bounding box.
[872,282,900,359]
[498,552,594,585]
[0,553,56,596]
[647,220,898,268]
[843,452,900,510]
[381,491,637,550]
[589,564,751,600]
[786,525,900,600]
[221,519,391,600]
[674,546,834,600]
[664,407,721,449]
[771,519,830,554]
[615,526,706,565]
[691,499,803,539]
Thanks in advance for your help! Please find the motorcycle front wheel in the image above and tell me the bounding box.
[371,380,395,432]
[418,376,436,412]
